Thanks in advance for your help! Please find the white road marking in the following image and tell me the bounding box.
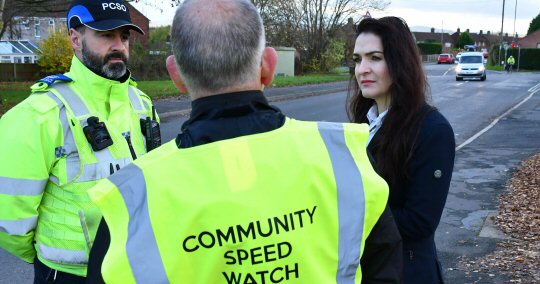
[456,84,540,151]
[443,66,455,76]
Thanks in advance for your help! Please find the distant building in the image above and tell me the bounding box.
[518,29,540,48]
[1,2,149,52]
[412,28,454,53]
[451,28,514,52]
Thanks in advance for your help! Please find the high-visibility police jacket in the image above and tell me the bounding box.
[0,56,157,277]
[89,119,389,284]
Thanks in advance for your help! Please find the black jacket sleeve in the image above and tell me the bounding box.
[360,205,403,284]
[86,218,109,284]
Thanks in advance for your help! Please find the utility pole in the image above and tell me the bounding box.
[513,0,517,39]
[498,0,506,66]
[441,20,444,51]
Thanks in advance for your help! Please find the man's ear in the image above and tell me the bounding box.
[69,28,83,52]
[166,55,188,93]
[261,47,278,87]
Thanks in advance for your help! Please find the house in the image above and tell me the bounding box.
[518,29,540,48]
[1,2,150,52]
[0,40,41,63]
[413,28,454,53]
[451,28,514,52]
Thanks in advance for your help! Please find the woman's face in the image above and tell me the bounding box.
[353,32,392,106]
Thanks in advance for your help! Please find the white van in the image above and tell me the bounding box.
[455,52,486,81]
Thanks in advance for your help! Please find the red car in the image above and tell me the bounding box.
[437,54,455,64]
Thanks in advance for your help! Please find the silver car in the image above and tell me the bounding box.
[455,52,486,81]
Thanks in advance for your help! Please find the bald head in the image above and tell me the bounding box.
[170,0,265,95]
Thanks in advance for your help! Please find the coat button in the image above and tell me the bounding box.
[434,170,442,178]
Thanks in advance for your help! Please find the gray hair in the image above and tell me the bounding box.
[170,0,265,94]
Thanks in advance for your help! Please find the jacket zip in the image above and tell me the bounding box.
[125,135,138,161]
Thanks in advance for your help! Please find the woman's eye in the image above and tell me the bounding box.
[353,57,361,63]
[372,56,382,61]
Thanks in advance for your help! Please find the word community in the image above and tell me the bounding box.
[183,206,317,252]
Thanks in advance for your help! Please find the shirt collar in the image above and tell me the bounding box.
[367,103,389,126]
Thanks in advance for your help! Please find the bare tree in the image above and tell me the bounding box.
[254,0,389,72]
[0,0,71,40]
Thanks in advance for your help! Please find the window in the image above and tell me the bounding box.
[24,56,31,63]
[35,26,41,38]
[1,56,11,63]
[49,19,54,26]
[537,43,540,48]
[22,20,30,30]
[14,57,22,63]
[34,18,40,26]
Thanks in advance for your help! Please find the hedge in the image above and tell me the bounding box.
[490,45,540,70]
[417,42,442,55]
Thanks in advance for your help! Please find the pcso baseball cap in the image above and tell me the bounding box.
[67,0,144,34]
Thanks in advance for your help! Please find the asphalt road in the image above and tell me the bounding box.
[1,64,539,283]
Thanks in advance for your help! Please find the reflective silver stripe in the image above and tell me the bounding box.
[0,176,47,196]
[128,86,143,111]
[78,157,131,182]
[109,164,169,284]
[53,83,90,117]
[49,84,127,182]
[0,216,38,235]
[129,86,150,120]
[141,98,150,113]
[318,122,366,284]
[39,243,87,265]
[46,92,81,182]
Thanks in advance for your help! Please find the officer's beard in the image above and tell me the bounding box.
[81,40,128,80]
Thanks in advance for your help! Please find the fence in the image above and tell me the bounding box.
[0,63,43,81]
[421,54,439,63]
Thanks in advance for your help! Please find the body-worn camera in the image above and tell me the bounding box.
[83,116,113,151]
[140,117,161,152]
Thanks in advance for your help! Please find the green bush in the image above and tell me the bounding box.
[417,42,442,55]
[490,44,501,65]
[320,39,346,72]
[128,43,170,80]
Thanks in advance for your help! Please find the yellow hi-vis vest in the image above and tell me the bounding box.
[90,119,389,284]
[35,82,151,275]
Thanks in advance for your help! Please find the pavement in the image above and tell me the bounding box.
[154,81,540,283]
[438,84,540,283]
[153,81,350,119]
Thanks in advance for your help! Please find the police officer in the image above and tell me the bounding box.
[0,0,160,283]
[86,0,402,283]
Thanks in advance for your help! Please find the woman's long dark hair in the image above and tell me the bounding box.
[347,16,433,188]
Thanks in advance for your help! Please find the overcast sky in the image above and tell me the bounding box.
[132,0,540,37]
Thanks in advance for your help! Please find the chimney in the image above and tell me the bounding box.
[457,28,460,33]
[505,33,508,37]
[466,29,469,33]
[487,31,490,35]
[479,30,483,35]
[431,27,435,33]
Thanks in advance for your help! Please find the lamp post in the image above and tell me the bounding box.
[498,0,505,66]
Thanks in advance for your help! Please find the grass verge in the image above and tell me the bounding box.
[0,73,350,115]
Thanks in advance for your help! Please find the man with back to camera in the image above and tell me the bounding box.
[0,0,160,283]
[86,0,402,283]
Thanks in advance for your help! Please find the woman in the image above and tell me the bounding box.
[348,17,455,283]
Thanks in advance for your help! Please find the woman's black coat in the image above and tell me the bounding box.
[368,109,455,284]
